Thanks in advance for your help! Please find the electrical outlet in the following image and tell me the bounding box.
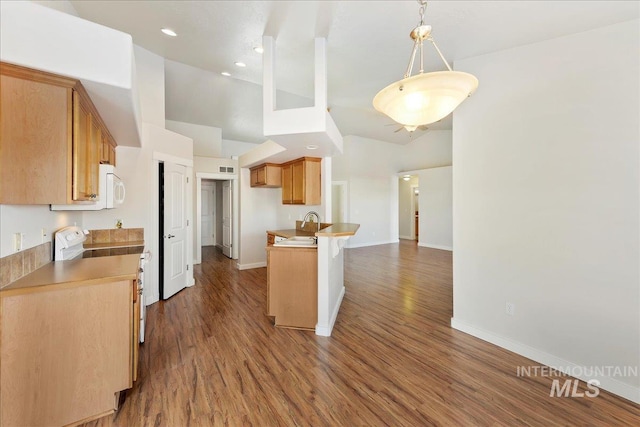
[506,302,515,316]
[14,233,23,252]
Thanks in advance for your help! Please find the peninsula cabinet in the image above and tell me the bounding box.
[250,163,281,187]
[0,62,116,204]
[266,246,318,329]
[281,157,321,205]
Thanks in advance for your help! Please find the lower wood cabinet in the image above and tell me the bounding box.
[0,279,138,427]
[266,246,318,329]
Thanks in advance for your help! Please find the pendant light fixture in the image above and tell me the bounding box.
[373,0,478,129]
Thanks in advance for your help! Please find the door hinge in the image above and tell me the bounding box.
[187,177,189,183]
[187,264,189,271]
[187,220,189,226]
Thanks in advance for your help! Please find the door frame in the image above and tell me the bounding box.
[195,172,239,264]
[410,184,419,241]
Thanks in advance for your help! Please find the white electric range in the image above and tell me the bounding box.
[54,225,148,343]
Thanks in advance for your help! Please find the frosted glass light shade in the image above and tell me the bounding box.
[373,70,479,126]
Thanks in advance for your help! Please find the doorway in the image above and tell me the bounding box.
[398,175,419,241]
[195,173,239,264]
[201,181,216,247]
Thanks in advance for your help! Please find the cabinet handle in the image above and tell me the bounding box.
[89,193,97,199]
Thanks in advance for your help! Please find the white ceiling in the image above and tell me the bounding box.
[70,1,638,145]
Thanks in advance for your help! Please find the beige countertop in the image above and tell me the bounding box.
[266,229,317,239]
[315,223,360,237]
[0,254,140,297]
[268,223,359,239]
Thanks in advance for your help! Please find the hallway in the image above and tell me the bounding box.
[86,242,639,426]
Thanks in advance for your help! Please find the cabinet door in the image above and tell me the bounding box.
[250,168,258,187]
[281,164,293,204]
[73,91,101,201]
[291,160,305,204]
[108,144,116,166]
[72,91,91,201]
[132,279,140,382]
[256,166,266,185]
[100,135,110,164]
[0,74,71,204]
[88,116,100,197]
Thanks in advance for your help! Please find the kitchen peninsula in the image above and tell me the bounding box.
[266,222,359,336]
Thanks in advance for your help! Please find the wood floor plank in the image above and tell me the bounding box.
[82,242,639,427]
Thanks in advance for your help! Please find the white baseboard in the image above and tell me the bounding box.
[237,261,266,270]
[451,318,640,404]
[418,242,453,251]
[347,239,399,249]
[316,286,346,337]
[187,276,195,287]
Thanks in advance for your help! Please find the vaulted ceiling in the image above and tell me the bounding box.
[70,1,638,145]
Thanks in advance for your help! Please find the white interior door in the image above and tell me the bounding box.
[201,183,215,246]
[222,180,232,258]
[163,162,187,299]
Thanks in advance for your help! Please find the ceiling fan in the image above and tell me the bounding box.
[385,123,430,134]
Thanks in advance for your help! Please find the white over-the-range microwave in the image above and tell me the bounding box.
[51,164,125,211]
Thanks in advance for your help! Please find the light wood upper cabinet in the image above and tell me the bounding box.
[0,62,117,204]
[250,163,281,187]
[0,66,73,204]
[281,157,321,205]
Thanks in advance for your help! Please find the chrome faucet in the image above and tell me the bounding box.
[301,211,321,232]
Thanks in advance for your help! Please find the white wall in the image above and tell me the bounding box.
[452,20,639,403]
[238,168,280,269]
[222,139,260,158]
[0,206,82,258]
[332,131,452,248]
[32,0,78,16]
[166,120,222,157]
[418,166,452,250]
[134,45,165,127]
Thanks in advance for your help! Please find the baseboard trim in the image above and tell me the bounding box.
[450,318,640,404]
[418,242,452,251]
[237,262,266,270]
[316,286,346,336]
[347,239,399,249]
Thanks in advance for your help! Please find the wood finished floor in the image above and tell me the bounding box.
[85,241,639,426]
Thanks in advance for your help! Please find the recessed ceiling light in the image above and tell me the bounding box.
[161,28,177,37]
[234,62,246,67]
[253,46,264,54]
[402,175,411,181]
[306,145,319,150]
[221,72,231,77]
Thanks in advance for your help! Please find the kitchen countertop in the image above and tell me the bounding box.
[267,223,359,239]
[266,229,317,239]
[315,223,360,237]
[0,254,140,297]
